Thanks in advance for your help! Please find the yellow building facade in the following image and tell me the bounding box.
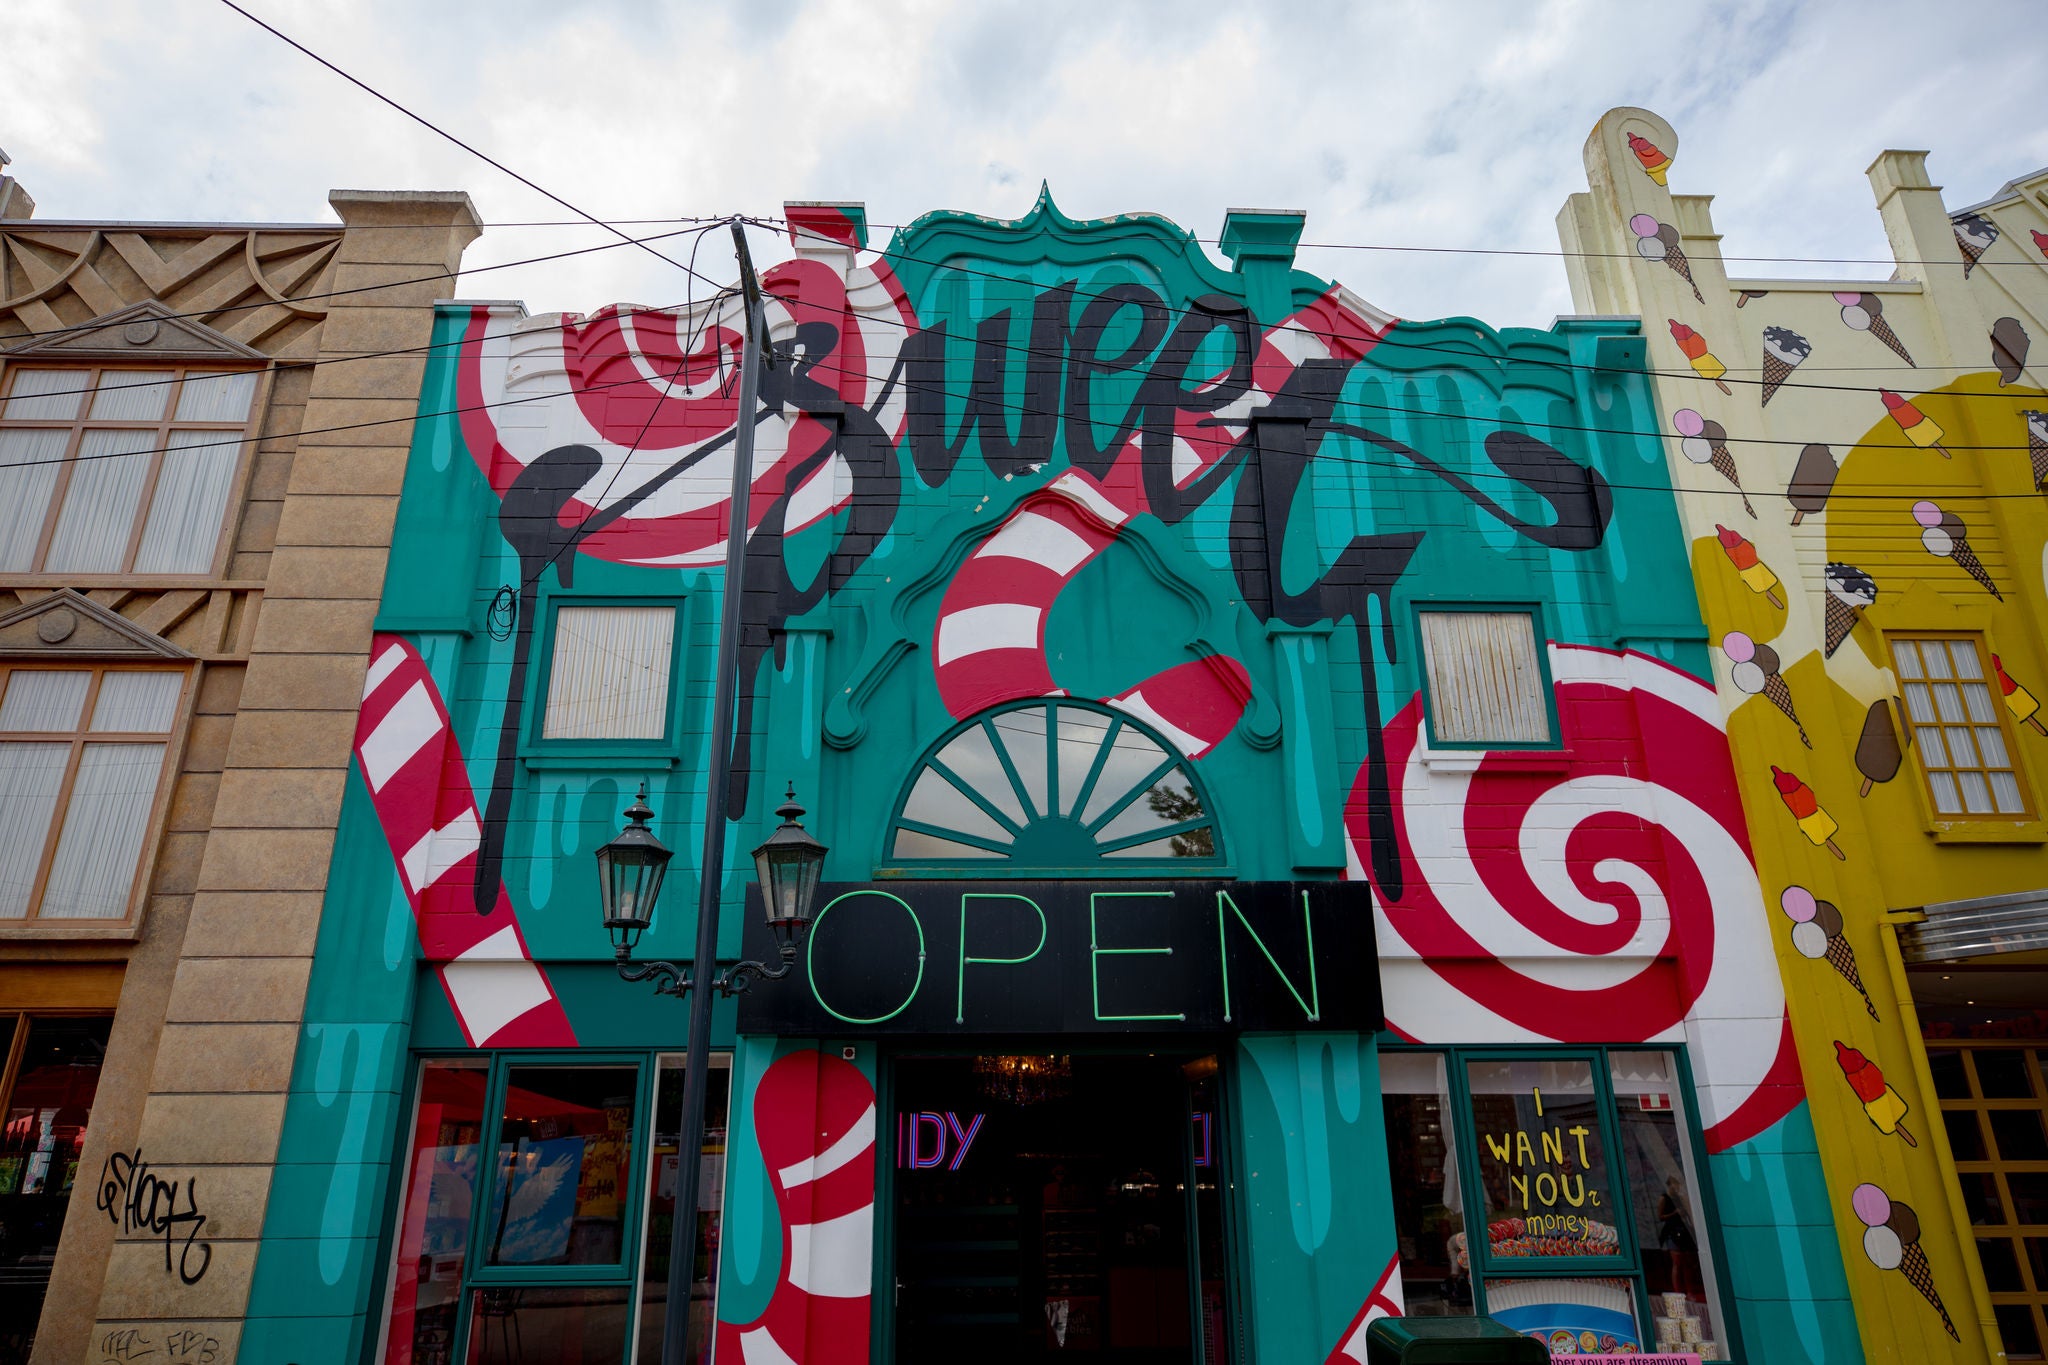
[1561,107,2048,1362]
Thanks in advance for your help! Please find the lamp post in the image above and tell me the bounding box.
[593,222,829,1365]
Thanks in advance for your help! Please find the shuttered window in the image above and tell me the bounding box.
[541,605,676,741]
[1418,610,1552,745]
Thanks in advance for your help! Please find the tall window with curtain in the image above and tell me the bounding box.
[0,664,186,923]
[0,365,261,577]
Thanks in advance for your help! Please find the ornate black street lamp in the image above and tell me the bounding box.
[601,783,826,997]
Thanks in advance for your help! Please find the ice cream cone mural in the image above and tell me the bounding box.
[1724,631,1808,746]
[1913,499,2001,599]
[1991,654,2048,736]
[1669,320,1732,395]
[1952,212,1998,276]
[1716,524,1784,606]
[1772,764,1846,859]
[1674,409,1752,514]
[1781,886,1879,1019]
[1630,214,1703,302]
[1822,563,1877,658]
[1855,700,1903,795]
[1736,289,1769,308]
[1833,1042,1919,1147]
[1853,1183,1959,1342]
[1991,317,2031,386]
[1834,292,1914,366]
[1880,390,1950,458]
[1760,326,1812,406]
[1788,444,1838,525]
[2025,411,2048,491]
[1627,131,1672,185]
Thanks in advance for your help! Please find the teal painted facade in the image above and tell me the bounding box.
[243,194,1853,1364]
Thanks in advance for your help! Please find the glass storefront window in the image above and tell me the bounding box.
[466,1285,634,1365]
[634,1056,731,1365]
[383,1054,731,1365]
[385,1059,489,1365]
[0,1013,111,1365]
[1379,1052,1468,1316]
[484,1065,639,1269]
[1380,1048,1733,1361]
[1463,1058,1620,1261]
[1608,1051,1729,1357]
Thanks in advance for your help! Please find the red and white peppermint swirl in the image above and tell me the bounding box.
[1347,644,1799,1152]
[456,254,916,568]
[717,1050,876,1365]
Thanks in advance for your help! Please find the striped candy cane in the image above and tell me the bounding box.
[353,635,575,1047]
[929,289,1391,756]
[718,1050,876,1365]
[1324,1253,1406,1364]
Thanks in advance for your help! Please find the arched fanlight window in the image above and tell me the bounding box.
[886,699,1223,869]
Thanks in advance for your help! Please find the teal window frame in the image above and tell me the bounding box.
[368,1050,658,1365]
[879,697,1230,879]
[521,593,688,765]
[1383,1042,1745,1362]
[1412,601,1562,752]
[462,1051,655,1289]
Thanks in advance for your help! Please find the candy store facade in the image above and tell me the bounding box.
[1561,105,2048,1362]
[242,191,1850,1365]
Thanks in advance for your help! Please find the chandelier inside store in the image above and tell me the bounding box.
[974,1054,1072,1106]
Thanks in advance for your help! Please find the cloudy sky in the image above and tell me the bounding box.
[7,0,2045,330]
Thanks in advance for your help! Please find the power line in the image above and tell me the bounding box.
[2,207,2028,408]
[5,319,2045,508]
[738,218,2047,403]
[216,0,763,307]
[1,219,734,349]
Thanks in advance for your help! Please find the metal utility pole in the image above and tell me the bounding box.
[660,220,772,1365]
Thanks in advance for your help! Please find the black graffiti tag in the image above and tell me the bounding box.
[96,1148,212,1285]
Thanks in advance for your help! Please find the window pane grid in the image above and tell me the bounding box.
[0,665,183,922]
[1934,1046,2048,1350]
[0,364,258,576]
[1889,637,2031,817]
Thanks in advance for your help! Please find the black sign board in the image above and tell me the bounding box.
[736,880,1380,1035]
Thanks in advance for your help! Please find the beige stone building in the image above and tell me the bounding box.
[0,153,477,1364]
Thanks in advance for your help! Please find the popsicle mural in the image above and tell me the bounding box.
[1563,103,2048,1362]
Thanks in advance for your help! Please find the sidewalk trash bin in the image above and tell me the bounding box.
[1364,1315,1550,1363]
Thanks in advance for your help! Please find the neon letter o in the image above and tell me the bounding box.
[807,889,926,1025]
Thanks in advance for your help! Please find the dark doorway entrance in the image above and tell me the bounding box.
[890,1053,1229,1364]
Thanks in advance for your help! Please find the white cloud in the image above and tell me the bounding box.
[3,0,2042,330]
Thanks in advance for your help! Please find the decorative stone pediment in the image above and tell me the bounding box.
[3,298,267,362]
[0,589,191,660]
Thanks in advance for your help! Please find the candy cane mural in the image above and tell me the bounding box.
[717,1050,877,1365]
[1349,644,1800,1153]
[351,634,575,1047]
